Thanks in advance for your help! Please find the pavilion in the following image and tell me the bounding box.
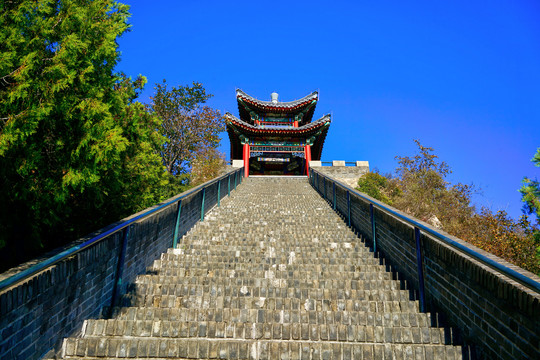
[225,89,331,177]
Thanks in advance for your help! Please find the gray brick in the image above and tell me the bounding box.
[14,176,535,359]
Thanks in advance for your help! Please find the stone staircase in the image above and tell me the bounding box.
[54,177,468,359]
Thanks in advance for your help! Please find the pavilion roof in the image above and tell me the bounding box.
[236,89,318,125]
[225,113,329,135]
[225,113,331,160]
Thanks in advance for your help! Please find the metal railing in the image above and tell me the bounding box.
[309,168,540,312]
[0,168,244,294]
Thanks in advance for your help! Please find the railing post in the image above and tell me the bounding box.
[109,225,130,316]
[200,187,206,222]
[228,174,231,196]
[324,176,327,200]
[172,200,182,248]
[370,203,376,254]
[347,190,351,227]
[234,171,237,190]
[333,182,336,210]
[217,180,221,207]
[415,227,426,312]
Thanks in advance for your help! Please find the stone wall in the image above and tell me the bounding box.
[0,169,243,360]
[310,161,369,188]
[310,169,540,360]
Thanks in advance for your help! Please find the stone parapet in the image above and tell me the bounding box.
[310,169,540,360]
[310,160,370,188]
[0,169,243,360]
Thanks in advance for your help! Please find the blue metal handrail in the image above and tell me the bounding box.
[310,168,540,294]
[0,168,244,293]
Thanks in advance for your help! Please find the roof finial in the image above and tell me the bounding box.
[271,92,279,104]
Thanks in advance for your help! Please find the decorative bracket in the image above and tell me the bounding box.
[239,135,249,145]
[306,136,316,146]
[249,111,259,122]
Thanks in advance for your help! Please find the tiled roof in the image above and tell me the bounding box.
[225,113,331,161]
[236,89,318,125]
[225,113,330,135]
[236,89,318,111]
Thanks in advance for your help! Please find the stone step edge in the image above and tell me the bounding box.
[139,270,394,277]
[150,262,385,268]
[124,287,412,296]
[119,296,420,308]
[152,262,384,269]
[82,319,453,344]
[61,337,464,359]
[133,278,401,287]
[106,307,431,323]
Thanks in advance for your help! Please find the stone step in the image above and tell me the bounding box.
[141,268,394,281]
[180,246,367,253]
[187,221,352,227]
[158,252,377,263]
[197,222,351,227]
[132,279,404,293]
[51,177,469,359]
[167,249,372,260]
[173,240,367,251]
[110,307,438,327]
[124,284,412,302]
[189,225,352,232]
[62,337,464,359]
[198,212,349,218]
[134,276,398,288]
[121,295,420,313]
[155,255,381,266]
[189,226,355,233]
[147,264,391,276]
[82,319,454,345]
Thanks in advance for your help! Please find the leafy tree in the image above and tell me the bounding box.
[149,81,225,178]
[520,148,540,221]
[519,147,540,269]
[190,147,226,186]
[467,209,539,275]
[392,140,476,233]
[0,0,167,270]
[356,171,400,205]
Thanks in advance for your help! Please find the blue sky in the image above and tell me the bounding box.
[116,0,539,220]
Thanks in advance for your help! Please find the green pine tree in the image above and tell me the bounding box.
[0,0,167,270]
[520,148,540,221]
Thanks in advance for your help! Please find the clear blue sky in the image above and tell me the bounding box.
[116,0,539,220]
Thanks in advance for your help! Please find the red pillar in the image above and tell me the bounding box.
[243,143,250,178]
[293,120,299,128]
[304,145,312,176]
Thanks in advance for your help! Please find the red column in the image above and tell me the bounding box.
[293,120,298,128]
[243,143,250,178]
[304,145,312,176]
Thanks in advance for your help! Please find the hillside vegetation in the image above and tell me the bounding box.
[357,140,540,275]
